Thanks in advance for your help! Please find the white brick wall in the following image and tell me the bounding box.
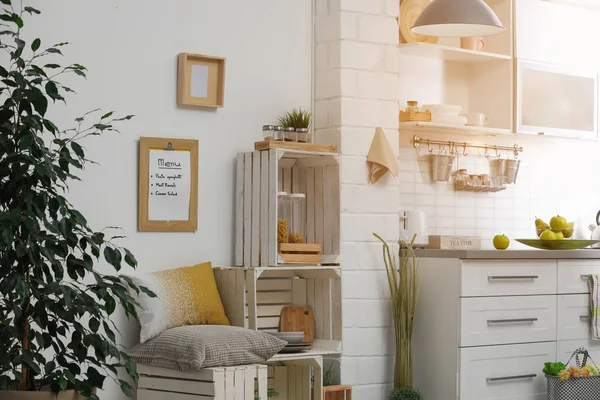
[315,0,400,397]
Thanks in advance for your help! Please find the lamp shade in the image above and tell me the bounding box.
[411,0,504,37]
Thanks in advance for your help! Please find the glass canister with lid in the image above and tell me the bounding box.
[287,193,306,244]
[277,192,290,243]
[262,125,275,141]
[296,128,309,143]
[283,127,296,142]
[273,126,284,141]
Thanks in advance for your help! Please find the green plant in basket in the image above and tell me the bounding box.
[277,107,311,129]
[388,387,421,400]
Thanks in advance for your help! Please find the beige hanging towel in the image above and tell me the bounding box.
[367,127,399,184]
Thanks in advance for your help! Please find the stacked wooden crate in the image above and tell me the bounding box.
[214,267,342,355]
[235,149,340,267]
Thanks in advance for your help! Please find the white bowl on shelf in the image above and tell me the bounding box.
[267,332,305,344]
[421,104,462,115]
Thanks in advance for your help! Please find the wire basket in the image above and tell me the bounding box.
[547,348,600,400]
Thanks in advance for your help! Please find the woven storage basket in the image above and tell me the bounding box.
[546,348,600,400]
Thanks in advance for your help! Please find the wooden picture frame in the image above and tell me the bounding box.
[177,53,226,108]
[138,137,199,232]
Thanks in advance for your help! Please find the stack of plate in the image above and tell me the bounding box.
[422,104,467,126]
[267,332,312,354]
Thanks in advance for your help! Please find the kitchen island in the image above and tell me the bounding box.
[412,250,600,400]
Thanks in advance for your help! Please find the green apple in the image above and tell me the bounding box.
[550,215,568,230]
[555,231,565,240]
[563,222,575,239]
[493,234,510,250]
[540,229,557,241]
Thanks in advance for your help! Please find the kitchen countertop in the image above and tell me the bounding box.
[414,249,600,259]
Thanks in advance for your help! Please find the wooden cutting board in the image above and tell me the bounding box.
[279,306,314,344]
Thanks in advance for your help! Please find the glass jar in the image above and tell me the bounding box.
[454,169,468,191]
[262,125,275,141]
[273,126,284,141]
[406,101,419,112]
[287,193,306,244]
[296,128,309,143]
[283,127,296,142]
[277,192,289,243]
[479,174,491,188]
[467,174,481,190]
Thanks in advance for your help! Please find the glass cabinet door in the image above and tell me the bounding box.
[516,60,598,139]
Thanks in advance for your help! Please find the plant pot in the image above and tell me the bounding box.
[1,390,88,400]
[311,385,352,400]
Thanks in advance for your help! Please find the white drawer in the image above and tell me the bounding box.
[558,260,600,294]
[460,295,557,347]
[461,260,557,297]
[557,339,600,365]
[558,294,592,340]
[460,342,555,400]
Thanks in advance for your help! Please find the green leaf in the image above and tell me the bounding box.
[28,87,48,116]
[119,380,135,398]
[31,38,41,52]
[101,111,113,119]
[91,232,104,245]
[89,318,100,333]
[124,250,137,267]
[45,81,60,100]
[57,376,68,390]
[71,141,84,158]
[0,0,12,5]
[0,65,8,77]
[24,6,41,14]
[46,48,63,55]
[104,296,116,315]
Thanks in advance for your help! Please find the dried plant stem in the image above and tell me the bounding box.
[374,233,419,389]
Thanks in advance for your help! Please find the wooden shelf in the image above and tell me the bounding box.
[400,121,513,136]
[398,43,511,63]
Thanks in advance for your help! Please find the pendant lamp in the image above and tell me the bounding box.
[411,0,505,37]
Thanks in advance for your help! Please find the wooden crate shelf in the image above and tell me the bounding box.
[266,355,324,400]
[137,364,268,400]
[215,267,342,355]
[235,149,340,267]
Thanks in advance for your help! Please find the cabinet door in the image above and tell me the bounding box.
[515,0,600,68]
[516,59,598,139]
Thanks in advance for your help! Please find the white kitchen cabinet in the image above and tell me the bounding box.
[413,254,599,400]
[515,0,600,68]
[516,59,598,139]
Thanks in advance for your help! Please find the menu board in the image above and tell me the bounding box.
[147,149,191,221]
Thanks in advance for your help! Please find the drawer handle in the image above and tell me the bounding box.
[488,275,539,281]
[581,315,591,321]
[486,374,537,383]
[487,318,538,325]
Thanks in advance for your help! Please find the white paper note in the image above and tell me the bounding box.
[148,149,191,221]
[190,64,209,98]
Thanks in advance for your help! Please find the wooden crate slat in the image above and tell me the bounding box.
[300,365,311,399]
[260,151,270,267]
[321,278,332,340]
[283,167,292,194]
[314,166,324,249]
[137,389,211,400]
[234,269,246,328]
[246,269,258,330]
[287,365,296,399]
[257,365,268,400]
[279,254,322,264]
[219,269,232,326]
[225,368,235,400]
[251,152,261,267]
[214,369,225,399]
[333,276,342,341]
[244,366,255,400]
[257,304,287,317]
[292,278,308,306]
[305,167,315,245]
[323,165,336,255]
[256,291,293,304]
[243,154,252,267]
[268,149,278,266]
[273,366,288,400]
[313,278,324,340]
[256,278,292,291]
[138,365,217,381]
[138,376,215,396]
[257,316,281,329]
[331,165,341,255]
[234,367,244,399]
[235,153,244,266]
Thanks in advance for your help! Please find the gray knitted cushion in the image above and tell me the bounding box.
[130,325,286,371]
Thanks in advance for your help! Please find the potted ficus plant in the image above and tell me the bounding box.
[0,3,152,399]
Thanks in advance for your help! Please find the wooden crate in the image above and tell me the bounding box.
[235,149,340,267]
[215,267,342,354]
[266,355,324,400]
[137,364,268,400]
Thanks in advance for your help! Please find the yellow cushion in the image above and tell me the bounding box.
[126,261,230,343]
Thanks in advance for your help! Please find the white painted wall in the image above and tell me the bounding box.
[25,1,312,398]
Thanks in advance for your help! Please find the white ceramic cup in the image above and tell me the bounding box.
[465,113,489,126]
[460,37,485,51]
